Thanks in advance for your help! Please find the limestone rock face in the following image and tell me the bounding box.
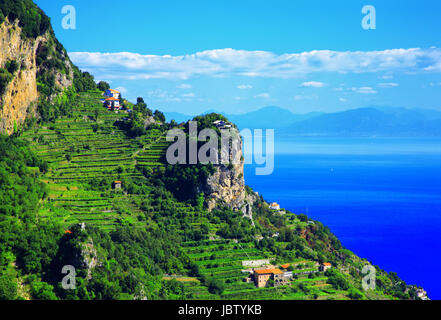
[77,237,99,280]
[0,18,73,134]
[73,224,99,280]
[203,159,246,212]
[200,127,256,213]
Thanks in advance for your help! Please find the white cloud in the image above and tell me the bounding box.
[339,98,347,102]
[348,87,377,94]
[182,92,195,98]
[378,82,399,88]
[300,81,325,88]
[147,89,181,102]
[69,47,441,80]
[237,84,253,89]
[254,93,270,99]
[177,83,192,89]
[115,86,128,94]
[294,94,318,101]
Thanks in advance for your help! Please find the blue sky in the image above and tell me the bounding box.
[35,0,441,115]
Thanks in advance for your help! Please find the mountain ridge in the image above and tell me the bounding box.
[282,106,441,137]
[166,106,441,137]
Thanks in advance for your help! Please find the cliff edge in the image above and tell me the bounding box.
[0,2,74,134]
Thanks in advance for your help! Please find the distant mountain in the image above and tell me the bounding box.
[164,106,323,130]
[226,107,323,130]
[163,111,194,123]
[281,107,441,137]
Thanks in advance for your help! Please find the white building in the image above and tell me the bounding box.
[104,97,120,109]
[269,202,280,210]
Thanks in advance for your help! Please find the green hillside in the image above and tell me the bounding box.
[0,0,426,302]
[0,87,425,300]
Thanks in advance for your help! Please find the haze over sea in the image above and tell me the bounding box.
[244,137,441,299]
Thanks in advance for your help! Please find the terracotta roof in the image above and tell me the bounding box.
[109,89,120,93]
[322,262,332,267]
[65,230,72,234]
[281,264,290,269]
[254,268,283,275]
[105,97,119,101]
[114,181,122,184]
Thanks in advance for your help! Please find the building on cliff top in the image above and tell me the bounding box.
[269,202,280,210]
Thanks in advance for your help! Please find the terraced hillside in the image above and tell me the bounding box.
[16,93,356,300]
[7,90,420,300]
[177,228,353,300]
[1,0,425,301]
[20,90,169,231]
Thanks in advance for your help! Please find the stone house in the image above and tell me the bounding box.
[113,181,122,190]
[320,262,332,272]
[254,268,288,288]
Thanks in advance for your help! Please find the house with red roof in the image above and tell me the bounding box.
[104,97,120,109]
[269,202,280,210]
[253,268,288,288]
[320,262,332,272]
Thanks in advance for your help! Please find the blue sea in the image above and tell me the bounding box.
[244,137,441,299]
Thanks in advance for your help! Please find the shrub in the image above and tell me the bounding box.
[348,287,364,300]
[0,276,17,300]
[207,278,225,295]
[0,67,13,96]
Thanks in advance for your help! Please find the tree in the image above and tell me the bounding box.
[0,276,17,300]
[154,110,165,123]
[348,287,364,300]
[196,193,204,211]
[97,81,110,91]
[207,278,225,295]
[31,281,58,300]
[326,269,350,290]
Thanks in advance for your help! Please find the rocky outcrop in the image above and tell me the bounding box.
[144,116,157,129]
[73,224,99,280]
[0,18,73,135]
[199,127,257,214]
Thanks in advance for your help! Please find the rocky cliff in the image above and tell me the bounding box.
[0,17,73,135]
[200,127,258,214]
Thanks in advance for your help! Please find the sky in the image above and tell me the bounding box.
[34,0,441,115]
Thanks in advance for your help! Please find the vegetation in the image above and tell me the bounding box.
[0,90,417,300]
[0,60,19,96]
[0,0,423,301]
[97,81,110,92]
[0,0,51,38]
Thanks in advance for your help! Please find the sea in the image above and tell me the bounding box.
[244,137,441,299]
